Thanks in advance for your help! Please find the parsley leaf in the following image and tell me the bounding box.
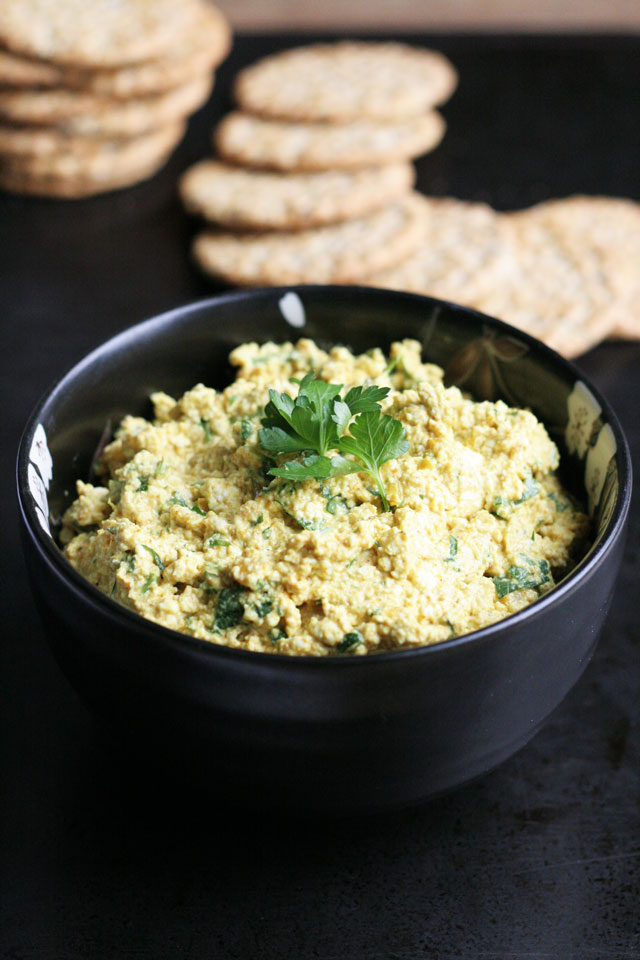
[338,410,409,512]
[269,453,333,481]
[258,374,407,510]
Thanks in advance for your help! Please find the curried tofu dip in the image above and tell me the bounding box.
[61,338,589,656]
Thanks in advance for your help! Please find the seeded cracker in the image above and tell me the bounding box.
[0,0,202,69]
[179,160,415,231]
[0,5,230,99]
[512,196,640,341]
[0,74,213,138]
[233,42,458,122]
[0,121,185,197]
[192,193,425,286]
[214,110,446,172]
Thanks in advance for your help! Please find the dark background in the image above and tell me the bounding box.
[2,34,639,960]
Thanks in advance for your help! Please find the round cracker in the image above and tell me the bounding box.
[192,193,425,286]
[0,5,230,99]
[472,213,617,357]
[371,196,507,302]
[0,120,184,180]
[179,159,415,230]
[0,73,213,136]
[0,0,202,69]
[371,195,616,358]
[514,195,640,341]
[0,122,184,197]
[0,48,60,86]
[233,42,458,122]
[214,110,446,172]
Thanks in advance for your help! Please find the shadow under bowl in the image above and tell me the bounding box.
[17,285,632,814]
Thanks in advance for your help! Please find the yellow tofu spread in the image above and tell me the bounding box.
[61,338,589,656]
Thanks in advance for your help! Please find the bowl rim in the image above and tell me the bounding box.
[16,284,633,668]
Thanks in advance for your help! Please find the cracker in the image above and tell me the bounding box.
[514,196,640,340]
[0,74,213,136]
[214,110,446,172]
[0,5,230,99]
[472,213,617,357]
[0,0,202,69]
[192,193,425,286]
[233,42,458,122]
[371,196,617,358]
[179,159,415,230]
[0,49,59,87]
[370,196,507,301]
[0,121,184,182]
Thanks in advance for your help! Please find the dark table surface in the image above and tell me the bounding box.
[2,32,639,960]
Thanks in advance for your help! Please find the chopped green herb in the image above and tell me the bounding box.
[337,630,363,653]
[190,503,207,516]
[141,573,156,593]
[214,585,245,630]
[200,418,214,442]
[142,544,165,572]
[154,460,167,476]
[169,492,188,507]
[325,494,350,515]
[250,513,264,526]
[241,419,253,441]
[548,492,569,512]
[261,527,272,540]
[444,535,458,563]
[207,536,230,548]
[228,395,238,408]
[514,474,539,504]
[383,355,401,376]
[269,627,287,643]
[109,479,124,505]
[346,557,358,569]
[275,500,318,530]
[491,496,512,520]
[125,553,136,572]
[137,476,149,492]
[493,560,550,599]
[531,519,545,540]
[254,598,273,618]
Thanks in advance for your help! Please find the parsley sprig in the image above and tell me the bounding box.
[258,373,408,511]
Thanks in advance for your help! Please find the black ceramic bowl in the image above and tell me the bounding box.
[17,286,631,814]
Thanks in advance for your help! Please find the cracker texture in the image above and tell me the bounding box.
[0,121,185,180]
[234,42,458,121]
[370,195,636,357]
[179,159,415,230]
[0,0,202,68]
[0,5,230,98]
[214,110,446,171]
[192,193,425,285]
[0,74,213,136]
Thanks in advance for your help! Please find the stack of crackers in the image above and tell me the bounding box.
[0,0,231,198]
[180,42,458,285]
[179,40,640,358]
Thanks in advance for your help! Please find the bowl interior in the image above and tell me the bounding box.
[20,285,628,596]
